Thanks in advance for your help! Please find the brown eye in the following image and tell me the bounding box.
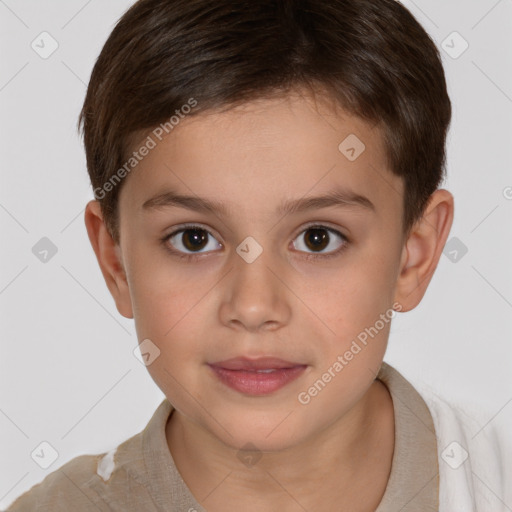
[292,226,347,255]
[167,227,221,254]
[304,228,329,251]
[182,229,208,251]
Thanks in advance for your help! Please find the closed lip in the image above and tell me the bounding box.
[208,356,306,371]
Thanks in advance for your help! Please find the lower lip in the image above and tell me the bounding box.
[209,365,307,395]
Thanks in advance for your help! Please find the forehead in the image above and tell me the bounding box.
[120,91,403,222]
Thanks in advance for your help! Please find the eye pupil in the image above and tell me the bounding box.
[183,229,208,251]
[305,228,329,252]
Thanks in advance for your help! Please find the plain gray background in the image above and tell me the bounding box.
[1,0,511,508]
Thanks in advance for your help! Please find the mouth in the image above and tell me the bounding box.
[208,356,308,395]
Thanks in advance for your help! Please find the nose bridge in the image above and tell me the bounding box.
[219,238,292,331]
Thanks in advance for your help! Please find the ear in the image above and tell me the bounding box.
[393,189,454,312]
[84,200,134,319]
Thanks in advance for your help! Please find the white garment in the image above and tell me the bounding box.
[417,383,512,511]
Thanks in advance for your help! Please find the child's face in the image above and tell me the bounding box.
[116,91,407,450]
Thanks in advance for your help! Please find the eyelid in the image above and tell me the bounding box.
[165,223,223,243]
[292,221,347,239]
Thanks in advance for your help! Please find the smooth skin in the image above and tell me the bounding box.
[85,89,454,511]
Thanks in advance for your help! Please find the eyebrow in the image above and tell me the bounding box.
[142,187,375,216]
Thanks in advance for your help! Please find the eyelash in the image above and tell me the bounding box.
[160,223,350,262]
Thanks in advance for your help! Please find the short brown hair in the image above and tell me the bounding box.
[78,0,451,243]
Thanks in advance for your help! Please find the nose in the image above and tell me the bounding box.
[218,246,292,333]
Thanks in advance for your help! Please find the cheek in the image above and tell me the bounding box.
[131,281,204,342]
[345,233,401,302]
[295,243,400,363]
[125,248,201,339]
[308,259,397,332]
[125,252,219,372]
[128,267,208,394]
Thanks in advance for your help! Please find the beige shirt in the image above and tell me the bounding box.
[5,362,439,511]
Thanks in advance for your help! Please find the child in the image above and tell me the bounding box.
[6,0,509,510]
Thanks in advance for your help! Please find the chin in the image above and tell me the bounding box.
[203,410,307,453]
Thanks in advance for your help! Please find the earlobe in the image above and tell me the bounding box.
[84,200,134,319]
[393,189,454,312]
